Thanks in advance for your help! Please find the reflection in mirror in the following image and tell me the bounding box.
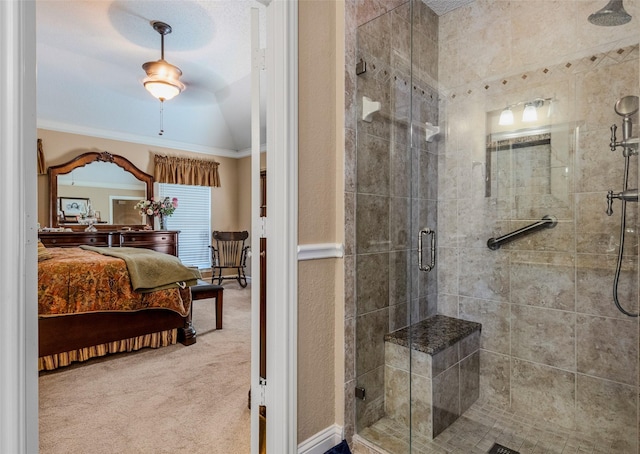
[485,106,576,221]
[110,197,144,225]
[48,151,154,228]
[58,161,146,224]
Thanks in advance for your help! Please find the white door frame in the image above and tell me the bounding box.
[1,0,298,452]
[0,1,39,453]
[266,1,299,452]
[250,6,262,452]
[250,1,299,453]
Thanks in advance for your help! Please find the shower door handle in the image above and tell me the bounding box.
[418,228,436,272]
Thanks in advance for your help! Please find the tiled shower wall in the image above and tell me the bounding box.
[437,0,640,451]
[344,0,640,451]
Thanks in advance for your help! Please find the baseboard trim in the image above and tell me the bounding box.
[297,424,343,454]
[297,243,344,261]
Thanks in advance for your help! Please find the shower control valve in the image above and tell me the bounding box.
[606,190,614,216]
[610,125,639,155]
[607,188,639,216]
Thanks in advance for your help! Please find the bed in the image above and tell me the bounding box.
[38,244,200,371]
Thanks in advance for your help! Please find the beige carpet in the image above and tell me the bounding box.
[39,283,251,454]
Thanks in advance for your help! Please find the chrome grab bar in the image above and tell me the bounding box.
[487,215,557,251]
[418,228,435,272]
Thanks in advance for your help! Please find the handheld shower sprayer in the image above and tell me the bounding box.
[610,95,639,155]
[606,95,639,216]
[606,95,639,317]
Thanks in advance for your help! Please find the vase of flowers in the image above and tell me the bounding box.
[134,197,178,230]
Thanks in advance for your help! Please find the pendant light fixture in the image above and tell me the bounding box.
[142,21,185,135]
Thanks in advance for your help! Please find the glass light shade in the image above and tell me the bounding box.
[144,79,182,101]
[499,107,514,125]
[142,59,185,101]
[522,103,538,122]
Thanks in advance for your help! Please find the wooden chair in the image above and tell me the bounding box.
[209,231,250,287]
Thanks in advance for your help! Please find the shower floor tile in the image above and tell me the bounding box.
[353,400,620,454]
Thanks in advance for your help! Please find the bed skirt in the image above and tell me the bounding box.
[38,328,178,371]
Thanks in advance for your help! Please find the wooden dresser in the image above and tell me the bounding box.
[38,230,179,257]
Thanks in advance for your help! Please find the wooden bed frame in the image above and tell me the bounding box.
[39,308,196,359]
[39,150,198,364]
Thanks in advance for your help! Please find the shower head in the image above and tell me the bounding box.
[614,95,639,117]
[588,0,632,26]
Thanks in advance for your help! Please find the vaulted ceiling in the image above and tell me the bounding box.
[37,0,267,158]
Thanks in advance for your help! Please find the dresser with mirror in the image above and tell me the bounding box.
[40,151,179,256]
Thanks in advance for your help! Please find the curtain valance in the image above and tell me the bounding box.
[37,138,46,175]
[154,154,221,187]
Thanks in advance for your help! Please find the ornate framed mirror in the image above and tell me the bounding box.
[48,151,154,229]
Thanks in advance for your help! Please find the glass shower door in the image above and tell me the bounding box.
[354,1,439,451]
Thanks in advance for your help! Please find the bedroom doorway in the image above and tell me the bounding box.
[4,2,297,454]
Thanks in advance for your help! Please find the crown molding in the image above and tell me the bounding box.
[37,120,245,159]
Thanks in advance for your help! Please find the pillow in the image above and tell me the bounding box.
[38,240,53,262]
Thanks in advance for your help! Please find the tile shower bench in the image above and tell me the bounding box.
[384,315,482,439]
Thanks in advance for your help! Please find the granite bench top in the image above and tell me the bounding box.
[384,315,481,356]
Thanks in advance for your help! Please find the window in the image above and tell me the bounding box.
[158,183,211,269]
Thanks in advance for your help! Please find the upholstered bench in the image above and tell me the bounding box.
[190,280,224,330]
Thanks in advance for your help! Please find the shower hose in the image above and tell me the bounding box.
[613,152,639,317]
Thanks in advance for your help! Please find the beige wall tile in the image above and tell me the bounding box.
[356,193,390,253]
[385,341,409,371]
[511,305,576,370]
[356,252,390,314]
[576,373,638,449]
[410,373,433,439]
[384,365,410,425]
[432,363,460,437]
[460,297,510,355]
[576,314,639,385]
[437,293,459,318]
[510,1,578,70]
[511,359,576,429]
[460,351,480,413]
[576,191,638,256]
[345,316,356,384]
[432,344,459,377]
[576,128,637,193]
[459,248,510,301]
[355,365,385,432]
[575,58,640,132]
[510,262,576,311]
[437,247,459,295]
[479,350,510,408]
[576,253,639,318]
[356,308,389,375]
[411,350,433,378]
[357,133,391,196]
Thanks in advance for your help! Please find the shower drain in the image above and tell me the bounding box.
[488,443,520,454]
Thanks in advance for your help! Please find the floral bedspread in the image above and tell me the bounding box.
[38,247,191,317]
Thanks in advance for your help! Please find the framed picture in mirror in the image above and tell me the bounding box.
[59,197,89,217]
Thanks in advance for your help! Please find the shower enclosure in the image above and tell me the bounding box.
[347,0,640,452]
[353,0,439,448]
